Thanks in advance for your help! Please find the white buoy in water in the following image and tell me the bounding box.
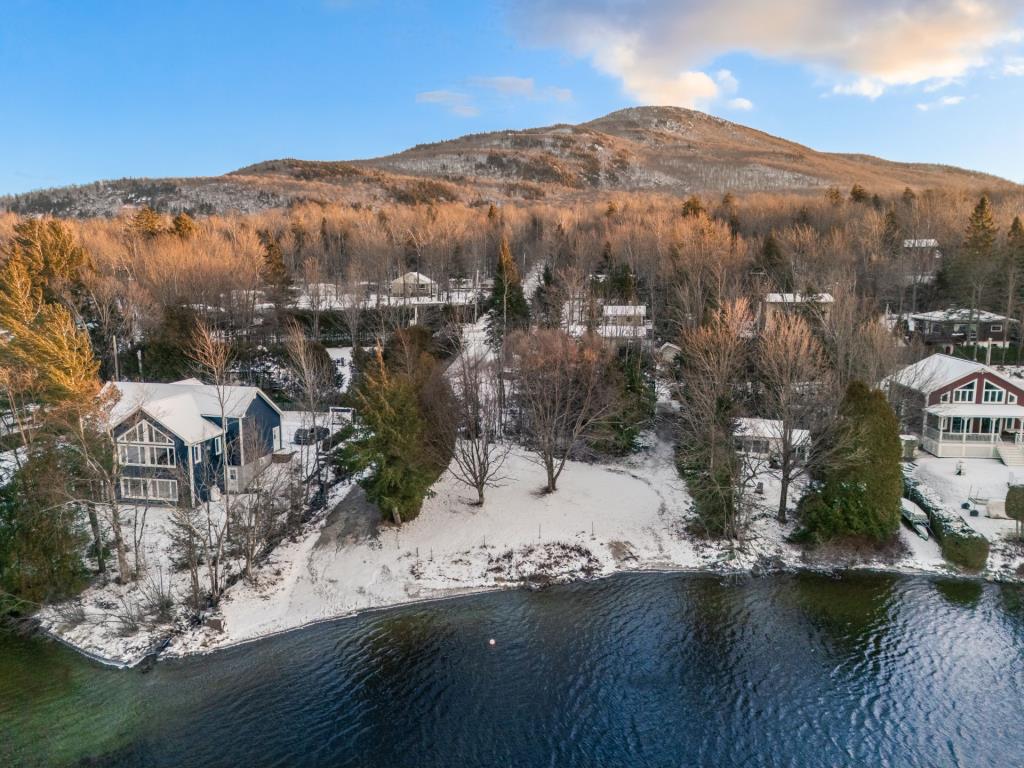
[489,638,496,646]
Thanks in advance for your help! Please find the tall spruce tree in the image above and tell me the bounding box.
[340,347,439,524]
[798,381,902,544]
[962,195,999,359]
[486,235,530,348]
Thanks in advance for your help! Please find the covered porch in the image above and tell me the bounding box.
[921,403,1024,459]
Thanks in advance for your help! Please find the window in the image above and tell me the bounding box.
[983,381,1005,403]
[949,417,967,434]
[214,437,223,456]
[116,420,176,467]
[940,392,950,403]
[119,477,178,502]
[991,324,1003,333]
[953,382,976,403]
[228,467,238,481]
[192,444,202,464]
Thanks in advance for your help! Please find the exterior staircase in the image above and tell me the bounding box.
[997,442,1024,466]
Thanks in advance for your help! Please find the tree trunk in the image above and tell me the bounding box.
[88,505,105,580]
[777,469,790,524]
[109,508,130,583]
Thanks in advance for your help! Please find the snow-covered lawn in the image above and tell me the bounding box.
[909,454,1023,575]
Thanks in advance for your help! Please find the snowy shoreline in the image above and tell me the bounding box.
[32,431,1024,669]
[39,555,1017,670]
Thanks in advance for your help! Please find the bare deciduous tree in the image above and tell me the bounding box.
[758,313,829,523]
[509,329,620,493]
[442,350,510,504]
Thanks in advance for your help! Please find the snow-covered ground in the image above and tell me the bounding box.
[30,347,1024,668]
[37,427,1024,666]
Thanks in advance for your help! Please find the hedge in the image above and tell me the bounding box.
[903,476,990,572]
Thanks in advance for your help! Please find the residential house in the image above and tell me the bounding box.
[734,417,809,461]
[757,292,834,329]
[906,308,1017,354]
[389,271,437,298]
[887,354,1024,464]
[106,379,284,505]
[596,304,651,344]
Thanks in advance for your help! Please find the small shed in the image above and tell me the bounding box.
[390,271,437,298]
[734,418,809,460]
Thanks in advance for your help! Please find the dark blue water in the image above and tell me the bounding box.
[2,572,1023,767]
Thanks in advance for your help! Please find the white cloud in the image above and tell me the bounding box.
[415,90,479,117]
[833,78,886,99]
[915,95,965,111]
[715,69,739,94]
[1005,56,1024,75]
[511,0,1023,105]
[472,76,536,97]
[727,97,754,111]
[471,76,573,102]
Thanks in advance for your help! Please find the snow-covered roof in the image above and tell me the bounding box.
[887,354,989,393]
[909,308,1011,323]
[903,239,939,248]
[925,403,1024,419]
[602,304,647,317]
[105,379,281,445]
[734,417,809,444]
[391,271,436,286]
[764,292,834,304]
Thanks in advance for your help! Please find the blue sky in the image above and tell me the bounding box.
[1,0,1023,195]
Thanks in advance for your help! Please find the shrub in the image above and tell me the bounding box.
[903,477,989,571]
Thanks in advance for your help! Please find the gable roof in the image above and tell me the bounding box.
[887,353,1015,394]
[105,379,282,444]
[735,417,809,444]
[909,308,1012,324]
[391,271,436,285]
[603,304,646,317]
[764,292,834,305]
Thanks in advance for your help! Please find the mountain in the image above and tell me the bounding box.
[3,107,1016,217]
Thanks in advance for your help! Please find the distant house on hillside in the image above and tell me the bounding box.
[389,271,437,298]
[106,379,284,505]
[757,292,834,329]
[906,308,1016,354]
[596,304,651,345]
[886,354,1024,464]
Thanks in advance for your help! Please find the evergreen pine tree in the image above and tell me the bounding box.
[486,235,530,348]
[798,381,902,543]
[131,206,164,238]
[172,211,197,239]
[882,208,902,259]
[758,231,791,290]
[849,184,869,204]
[340,347,439,524]
[681,195,705,217]
[258,232,293,310]
[964,195,997,260]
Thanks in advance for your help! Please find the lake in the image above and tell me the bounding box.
[1,572,1023,767]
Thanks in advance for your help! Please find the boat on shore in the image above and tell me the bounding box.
[901,498,931,540]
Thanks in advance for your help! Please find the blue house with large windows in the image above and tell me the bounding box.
[106,378,284,505]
